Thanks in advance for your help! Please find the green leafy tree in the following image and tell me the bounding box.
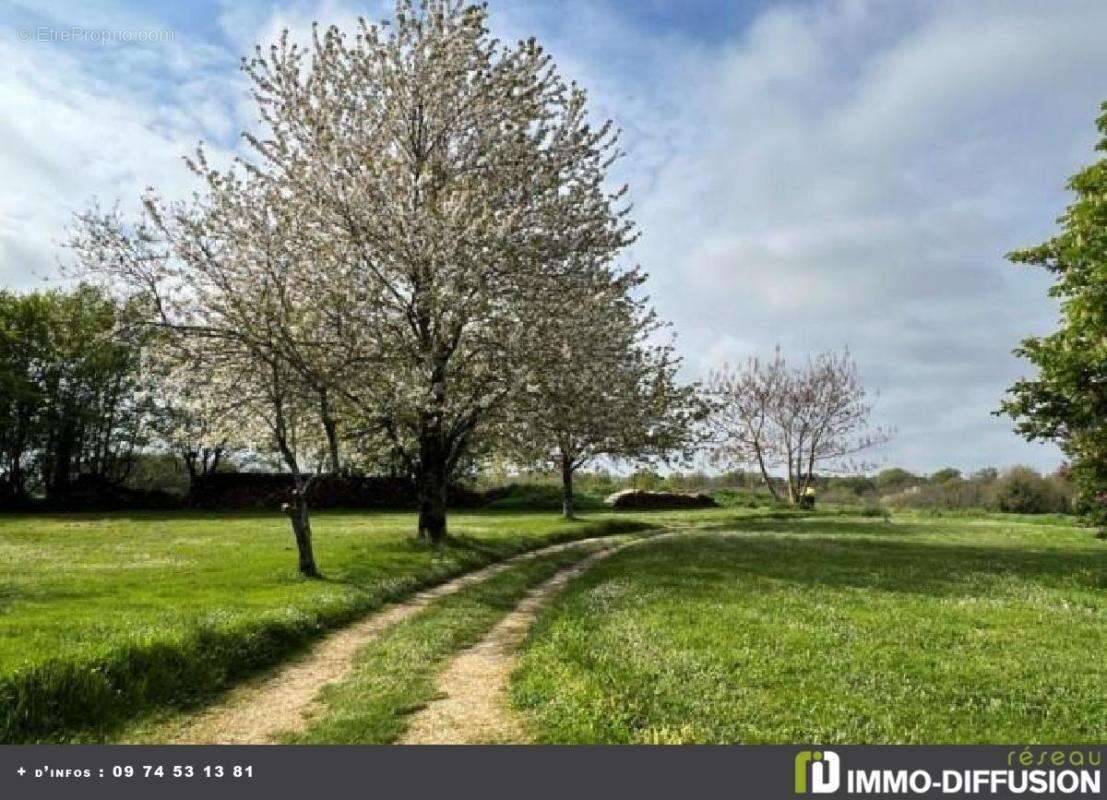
[1000,101,1107,521]
[930,468,962,484]
[992,466,1070,515]
[0,286,152,503]
[874,467,920,494]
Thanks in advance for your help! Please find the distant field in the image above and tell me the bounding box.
[0,507,654,742]
[512,514,1107,743]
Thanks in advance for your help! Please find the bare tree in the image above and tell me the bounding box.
[702,349,788,501]
[704,347,891,504]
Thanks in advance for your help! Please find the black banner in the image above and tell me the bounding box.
[0,745,1101,800]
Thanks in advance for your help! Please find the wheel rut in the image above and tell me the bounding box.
[400,537,664,744]
[155,535,632,744]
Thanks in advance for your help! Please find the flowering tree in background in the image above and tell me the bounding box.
[507,267,703,518]
[145,345,243,484]
[704,347,891,504]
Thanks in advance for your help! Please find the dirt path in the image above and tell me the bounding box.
[156,535,633,744]
[400,541,641,745]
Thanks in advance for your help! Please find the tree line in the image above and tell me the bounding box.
[0,287,151,504]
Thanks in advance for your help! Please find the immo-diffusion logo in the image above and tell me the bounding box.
[795,751,841,794]
[793,749,1101,796]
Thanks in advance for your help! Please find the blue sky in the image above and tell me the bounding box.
[3,0,1107,474]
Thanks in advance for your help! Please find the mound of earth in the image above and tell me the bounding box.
[603,489,719,510]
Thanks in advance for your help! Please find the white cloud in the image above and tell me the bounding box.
[0,16,243,287]
[600,0,1107,473]
[2,0,1102,473]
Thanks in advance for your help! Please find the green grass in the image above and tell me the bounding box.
[0,508,650,742]
[286,535,644,744]
[480,483,606,512]
[512,515,1107,743]
[6,504,1099,744]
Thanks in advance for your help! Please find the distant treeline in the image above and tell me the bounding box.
[0,286,1074,516]
[0,286,158,508]
[484,465,1075,515]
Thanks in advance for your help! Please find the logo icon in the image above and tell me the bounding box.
[795,750,841,794]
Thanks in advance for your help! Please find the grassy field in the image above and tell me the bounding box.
[512,513,1107,743]
[0,508,651,742]
[3,504,1103,744]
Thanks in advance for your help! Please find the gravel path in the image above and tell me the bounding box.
[157,535,628,744]
[400,540,648,744]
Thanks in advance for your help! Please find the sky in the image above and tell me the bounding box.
[3,0,1106,474]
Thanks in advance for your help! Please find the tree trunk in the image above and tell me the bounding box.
[184,451,198,484]
[785,451,798,505]
[319,390,341,474]
[561,459,575,520]
[51,419,75,495]
[323,418,341,474]
[417,435,448,544]
[753,442,780,502]
[801,443,817,496]
[285,488,320,578]
[7,459,25,499]
[273,418,320,576]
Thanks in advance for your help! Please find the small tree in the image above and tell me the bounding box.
[704,347,891,504]
[506,270,701,518]
[69,196,331,576]
[145,345,243,484]
[702,349,790,501]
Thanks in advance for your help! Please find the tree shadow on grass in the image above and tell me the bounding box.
[692,516,931,538]
[635,533,1107,600]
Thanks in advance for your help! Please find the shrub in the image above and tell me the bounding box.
[628,470,663,491]
[875,467,923,494]
[576,471,620,497]
[991,466,1071,514]
[828,475,877,496]
[480,483,604,512]
[38,475,183,512]
[929,468,962,484]
[884,479,985,511]
[859,503,888,518]
[883,466,1074,515]
[819,486,867,506]
[712,488,773,508]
